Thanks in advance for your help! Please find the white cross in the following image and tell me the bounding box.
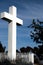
[1,6,23,60]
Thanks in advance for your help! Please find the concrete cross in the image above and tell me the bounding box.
[1,6,23,60]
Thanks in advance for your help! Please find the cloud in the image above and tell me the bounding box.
[17,0,43,20]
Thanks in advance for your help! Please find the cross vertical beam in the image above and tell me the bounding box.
[8,20,16,60]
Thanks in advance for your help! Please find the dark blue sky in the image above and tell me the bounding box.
[0,0,43,50]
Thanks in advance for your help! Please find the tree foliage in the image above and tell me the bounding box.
[20,46,33,53]
[16,49,20,53]
[28,19,43,44]
[28,19,43,59]
[0,41,6,52]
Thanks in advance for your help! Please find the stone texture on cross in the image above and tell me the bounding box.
[1,6,23,60]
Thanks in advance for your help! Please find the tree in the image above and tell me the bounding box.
[20,47,26,53]
[34,47,39,54]
[28,19,43,59]
[38,45,43,54]
[16,49,20,53]
[26,46,33,53]
[20,46,33,53]
[0,41,6,52]
[28,19,43,44]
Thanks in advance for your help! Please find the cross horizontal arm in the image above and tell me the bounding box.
[1,12,13,22]
[16,18,23,25]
